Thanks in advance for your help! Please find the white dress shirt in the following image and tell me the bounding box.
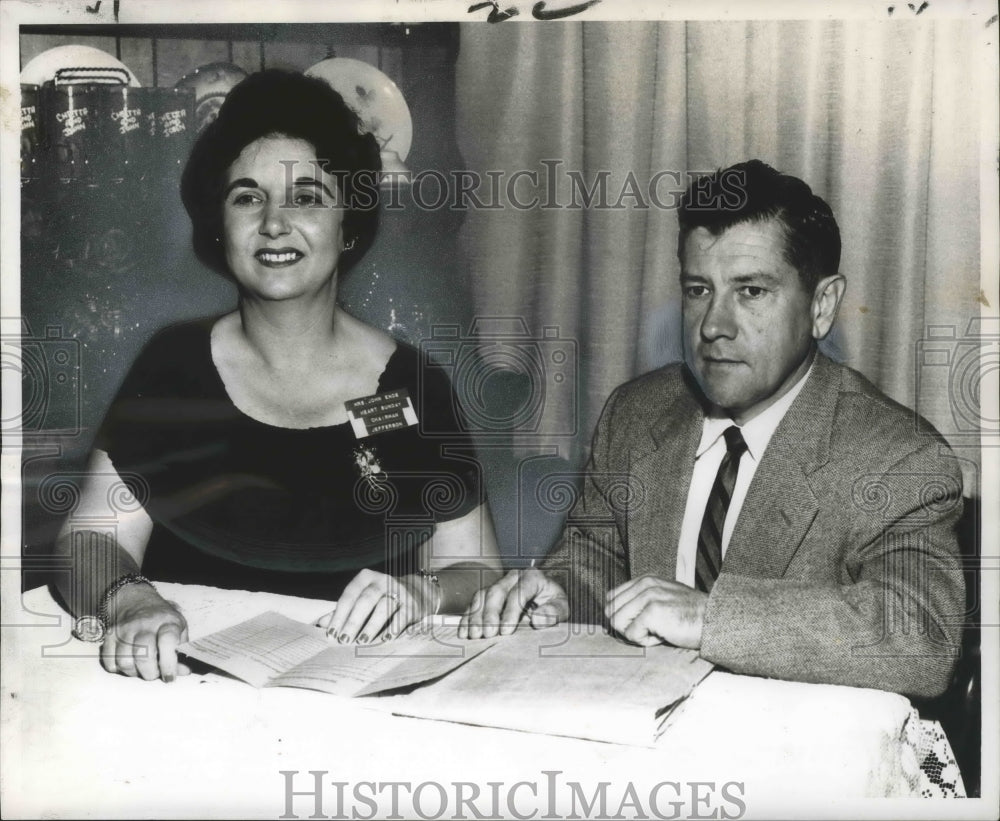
[674,363,814,588]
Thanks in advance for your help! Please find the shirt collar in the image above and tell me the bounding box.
[696,358,815,461]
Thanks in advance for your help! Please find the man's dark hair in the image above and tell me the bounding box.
[180,69,381,279]
[677,159,841,290]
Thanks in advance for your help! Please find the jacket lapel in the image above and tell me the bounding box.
[722,354,840,578]
[626,370,703,579]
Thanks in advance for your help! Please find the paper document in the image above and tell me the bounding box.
[180,611,497,697]
[385,624,714,747]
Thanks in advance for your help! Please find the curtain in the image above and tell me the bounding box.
[455,20,986,495]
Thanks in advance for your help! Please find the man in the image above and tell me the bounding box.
[459,160,964,699]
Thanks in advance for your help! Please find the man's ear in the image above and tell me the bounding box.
[810,274,846,340]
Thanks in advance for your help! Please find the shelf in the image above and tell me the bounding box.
[19,22,459,53]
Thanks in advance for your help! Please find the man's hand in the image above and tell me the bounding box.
[458,568,569,639]
[605,575,707,649]
[101,584,190,682]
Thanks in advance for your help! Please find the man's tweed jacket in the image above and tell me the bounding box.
[542,353,965,698]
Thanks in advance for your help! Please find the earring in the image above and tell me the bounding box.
[343,238,356,252]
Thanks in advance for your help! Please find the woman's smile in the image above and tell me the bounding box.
[255,247,305,267]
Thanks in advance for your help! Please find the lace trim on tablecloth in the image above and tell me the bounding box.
[901,709,966,798]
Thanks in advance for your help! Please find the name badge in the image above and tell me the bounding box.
[344,388,419,439]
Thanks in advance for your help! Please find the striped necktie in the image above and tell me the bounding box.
[695,425,748,593]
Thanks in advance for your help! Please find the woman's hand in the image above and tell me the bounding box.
[320,569,436,644]
[100,584,191,682]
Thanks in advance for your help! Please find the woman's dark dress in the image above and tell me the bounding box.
[96,318,480,599]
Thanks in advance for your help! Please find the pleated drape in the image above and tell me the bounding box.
[456,20,986,491]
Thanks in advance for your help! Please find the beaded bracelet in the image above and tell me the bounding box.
[97,573,154,627]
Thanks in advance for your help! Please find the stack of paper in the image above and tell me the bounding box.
[181,613,713,746]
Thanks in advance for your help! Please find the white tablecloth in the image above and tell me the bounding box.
[1,582,944,819]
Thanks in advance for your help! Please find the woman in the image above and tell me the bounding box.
[53,70,502,682]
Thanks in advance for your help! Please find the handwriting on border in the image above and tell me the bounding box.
[468,1,602,24]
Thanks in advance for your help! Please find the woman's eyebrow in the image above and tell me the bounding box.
[224,177,257,197]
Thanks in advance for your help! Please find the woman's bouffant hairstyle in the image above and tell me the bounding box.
[180,69,381,278]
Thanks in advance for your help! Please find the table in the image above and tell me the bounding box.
[1,582,945,819]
